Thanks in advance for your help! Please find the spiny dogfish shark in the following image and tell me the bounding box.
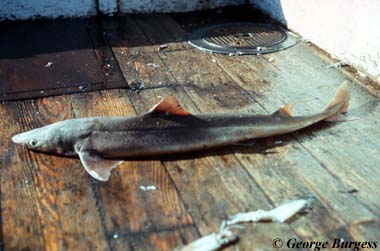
[12,82,350,182]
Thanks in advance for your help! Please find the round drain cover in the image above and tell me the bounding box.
[188,23,298,55]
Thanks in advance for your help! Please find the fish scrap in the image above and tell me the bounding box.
[176,199,309,251]
[227,199,308,225]
[176,222,238,251]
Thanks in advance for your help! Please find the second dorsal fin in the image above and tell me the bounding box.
[148,96,191,116]
[272,103,293,118]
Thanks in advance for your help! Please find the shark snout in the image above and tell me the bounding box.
[12,132,30,144]
[12,128,45,145]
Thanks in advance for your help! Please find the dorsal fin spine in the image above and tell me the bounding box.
[148,96,191,116]
[273,103,293,118]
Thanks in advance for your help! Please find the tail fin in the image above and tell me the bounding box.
[324,81,351,121]
[324,81,350,113]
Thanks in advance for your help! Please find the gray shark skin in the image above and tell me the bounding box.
[12,82,350,182]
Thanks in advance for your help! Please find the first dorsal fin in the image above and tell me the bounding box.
[148,96,191,116]
[272,103,293,118]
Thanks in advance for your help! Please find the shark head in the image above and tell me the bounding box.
[12,126,55,152]
[12,122,75,155]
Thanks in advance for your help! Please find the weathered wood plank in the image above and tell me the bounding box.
[256,43,380,214]
[126,87,299,251]
[133,13,380,245]
[156,48,344,243]
[176,9,380,227]
[123,15,305,251]
[70,89,198,251]
[223,43,380,211]
[2,96,109,251]
[106,17,175,90]
[210,43,380,240]
[135,15,192,52]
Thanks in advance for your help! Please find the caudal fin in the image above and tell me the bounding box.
[324,81,350,114]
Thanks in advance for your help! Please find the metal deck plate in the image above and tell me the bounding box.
[0,19,125,101]
[188,23,298,55]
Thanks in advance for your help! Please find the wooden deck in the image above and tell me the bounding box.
[1,8,380,251]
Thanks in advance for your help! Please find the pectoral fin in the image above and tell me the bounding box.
[76,149,123,182]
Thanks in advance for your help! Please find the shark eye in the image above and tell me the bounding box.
[29,139,38,147]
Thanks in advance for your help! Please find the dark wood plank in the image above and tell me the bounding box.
[0,102,46,250]
[70,89,198,251]
[2,96,109,251]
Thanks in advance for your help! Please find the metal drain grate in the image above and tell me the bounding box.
[188,23,298,55]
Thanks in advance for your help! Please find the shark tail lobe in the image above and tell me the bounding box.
[324,81,351,121]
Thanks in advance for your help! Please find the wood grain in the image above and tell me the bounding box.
[2,96,108,251]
